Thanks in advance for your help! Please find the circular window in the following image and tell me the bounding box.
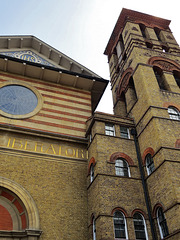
[0,82,43,119]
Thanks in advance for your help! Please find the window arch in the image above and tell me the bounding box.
[133,212,148,239]
[0,188,28,230]
[88,157,96,183]
[0,176,41,239]
[175,139,180,148]
[113,211,128,239]
[145,153,155,175]
[168,106,180,120]
[115,158,130,177]
[157,207,169,238]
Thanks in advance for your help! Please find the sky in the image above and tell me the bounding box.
[0,0,179,113]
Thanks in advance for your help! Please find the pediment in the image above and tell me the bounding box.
[0,35,108,113]
[0,35,99,77]
[0,50,56,67]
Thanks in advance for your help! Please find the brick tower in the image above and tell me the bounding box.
[0,9,179,240]
[100,8,180,240]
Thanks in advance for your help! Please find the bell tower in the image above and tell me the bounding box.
[104,8,180,240]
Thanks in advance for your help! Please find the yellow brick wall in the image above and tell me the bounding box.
[0,131,88,239]
[108,18,180,240]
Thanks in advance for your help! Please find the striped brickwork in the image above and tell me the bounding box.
[0,72,91,138]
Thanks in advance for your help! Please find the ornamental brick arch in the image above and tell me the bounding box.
[134,20,168,30]
[175,139,180,148]
[142,147,155,165]
[152,203,165,218]
[109,152,134,166]
[0,176,40,230]
[0,188,27,230]
[131,208,148,219]
[148,56,180,72]
[163,102,180,112]
[111,207,128,217]
[116,68,133,100]
[88,157,96,175]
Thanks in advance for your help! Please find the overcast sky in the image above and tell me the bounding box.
[0,0,179,113]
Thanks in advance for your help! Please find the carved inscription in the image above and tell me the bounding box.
[2,137,87,159]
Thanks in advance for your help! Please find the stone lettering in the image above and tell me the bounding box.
[1,137,87,159]
[45,144,56,155]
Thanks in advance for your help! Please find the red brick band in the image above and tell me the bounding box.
[88,157,96,175]
[110,152,134,166]
[142,147,155,165]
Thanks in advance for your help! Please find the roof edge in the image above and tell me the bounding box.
[104,8,171,56]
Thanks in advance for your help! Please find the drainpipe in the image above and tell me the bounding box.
[131,128,157,240]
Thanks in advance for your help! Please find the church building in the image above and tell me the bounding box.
[0,8,179,240]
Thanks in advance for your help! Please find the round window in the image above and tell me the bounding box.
[0,82,43,119]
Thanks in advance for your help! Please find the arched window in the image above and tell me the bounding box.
[115,158,130,177]
[0,188,28,231]
[145,153,155,175]
[133,213,148,239]
[157,207,169,238]
[0,184,41,239]
[90,164,94,183]
[113,211,128,239]
[92,216,96,240]
[168,106,180,120]
[153,67,166,90]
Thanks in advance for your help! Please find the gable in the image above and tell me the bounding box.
[0,35,108,113]
[0,35,99,77]
[0,50,56,67]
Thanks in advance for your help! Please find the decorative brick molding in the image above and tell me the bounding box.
[142,147,155,165]
[88,157,96,175]
[116,68,133,100]
[175,139,180,148]
[134,20,166,30]
[131,209,148,219]
[0,177,40,230]
[0,189,27,230]
[163,102,180,111]
[111,207,128,217]
[152,203,164,218]
[109,152,134,166]
[104,8,171,56]
[148,56,180,72]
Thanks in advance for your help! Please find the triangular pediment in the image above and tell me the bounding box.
[0,50,56,67]
[0,35,100,77]
[0,35,108,112]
